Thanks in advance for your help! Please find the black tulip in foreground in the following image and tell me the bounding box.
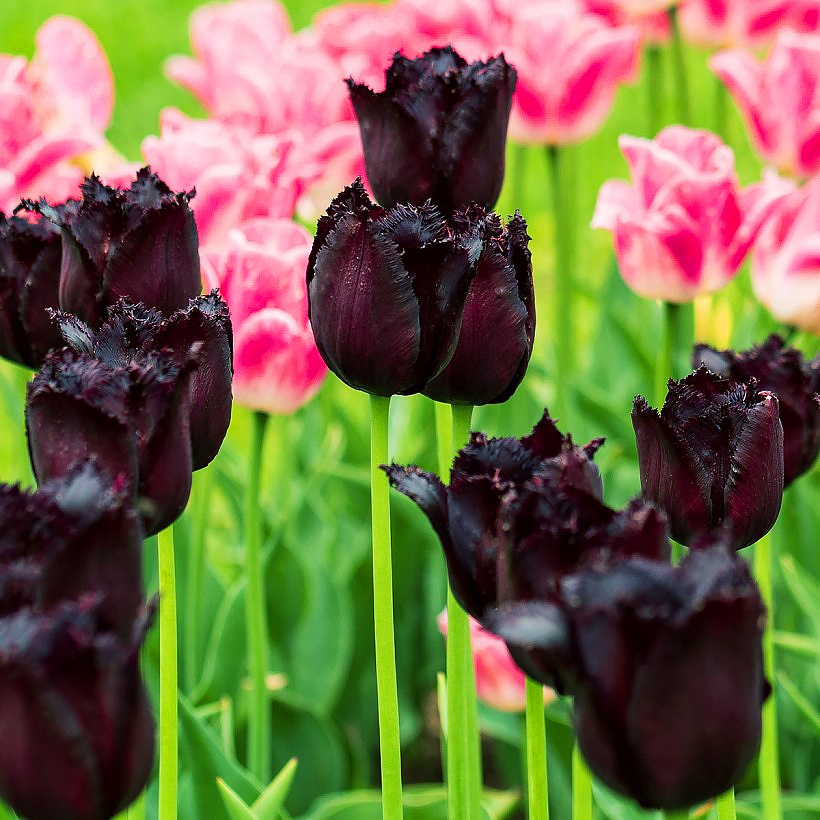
[423,207,534,405]
[0,599,155,820]
[307,179,477,396]
[694,334,820,486]
[23,168,201,328]
[0,212,63,368]
[632,368,784,549]
[385,411,603,618]
[347,46,517,213]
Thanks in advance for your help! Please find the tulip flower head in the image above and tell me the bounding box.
[711,30,820,178]
[750,174,820,334]
[0,212,63,368]
[385,411,603,619]
[682,0,799,49]
[592,126,790,302]
[347,46,517,212]
[695,335,820,486]
[632,368,784,549]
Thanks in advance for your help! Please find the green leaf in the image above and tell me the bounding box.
[772,630,819,658]
[217,779,257,820]
[779,554,820,632]
[254,758,298,819]
[178,692,262,820]
[777,673,820,734]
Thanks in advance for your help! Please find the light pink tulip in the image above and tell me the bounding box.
[680,0,797,48]
[752,175,820,334]
[502,5,640,144]
[202,219,326,415]
[592,126,791,302]
[711,30,820,178]
[437,611,554,713]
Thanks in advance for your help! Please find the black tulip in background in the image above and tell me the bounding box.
[632,368,784,550]
[694,335,820,486]
[385,411,603,619]
[348,46,517,214]
[423,207,534,405]
[0,599,155,820]
[0,212,63,368]
[307,179,477,396]
[23,168,201,328]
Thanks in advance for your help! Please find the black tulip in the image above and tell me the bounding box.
[385,411,603,618]
[307,180,477,396]
[694,335,820,486]
[23,168,201,328]
[632,368,784,549]
[0,212,63,367]
[0,598,155,820]
[347,46,517,213]
[423,207,534,405]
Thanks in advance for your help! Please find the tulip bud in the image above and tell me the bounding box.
[347,46,516,213]
[0,599,155,820]
[694,335,819,486]
[632,368,784,549]
[307,179,476,396]
[0,212,63,368]
[385,411,603,618]
[24,168,201,327]
[423,207,535,405]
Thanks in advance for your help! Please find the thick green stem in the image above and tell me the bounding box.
[525,679,548,820]
[370,395,403,819]
[246,410,271,782]
[547,144,573,424]
[668,7,690,125]
[158,526,178,820]
[646,45,663,136]
[714,75,729,142]
[717,789,736,820]
[446,585,471,820]
[755,533,782,820]
[184,470,211,692]
[665,812,689,820]
[434,402,452,479]
[572,745,592,820]
[655,302,693,406]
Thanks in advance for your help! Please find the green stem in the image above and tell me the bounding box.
[646,45,663,136]
[158,526,178,820]
[668,7,690,125]
[451,405,473,459]
[572,744,592,820]
[446,585,471,820]
[714,75,729,142]
[546,144,573,424]
[655,302,693,406]
[754,533,782,820]
[114,791,145,820]
[717,789,736,820]
[434,402,452,478]
[184,470,212,692]
[525,679,549,820]
[510,142,528,216]
[370,395,404,819]
[246,410,271,782]
[664,812,689,820]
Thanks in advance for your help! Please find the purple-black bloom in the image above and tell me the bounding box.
[385,411,603,618]
[632,368,784,549]
[23,168,201,328]
[694,334,820,486]
[347,46,517,213]
[423,207,534,405]
[0,598,155,820]
[0,212,63,368]
[307,180,477,396]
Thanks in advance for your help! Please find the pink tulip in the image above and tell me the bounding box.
[437,611,554,713]
[502,5,640,144]
[711,30,820,178]
[584,2,671,41]
[752,175,820,334]
[592,126,791,302]
[203,219,326,415]
[680,0,797,48]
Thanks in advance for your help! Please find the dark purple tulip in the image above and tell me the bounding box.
[0,598,155,820]
[27,344,195,537]
[307,180,477,396]
[347,46,517,213]
[694,335,820,486]
[23,168,200,327]
[0,461,143,637]
[0,212,63,367]
[385,411,603,618]
[423,208,534,405]
[632,368,784,549]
